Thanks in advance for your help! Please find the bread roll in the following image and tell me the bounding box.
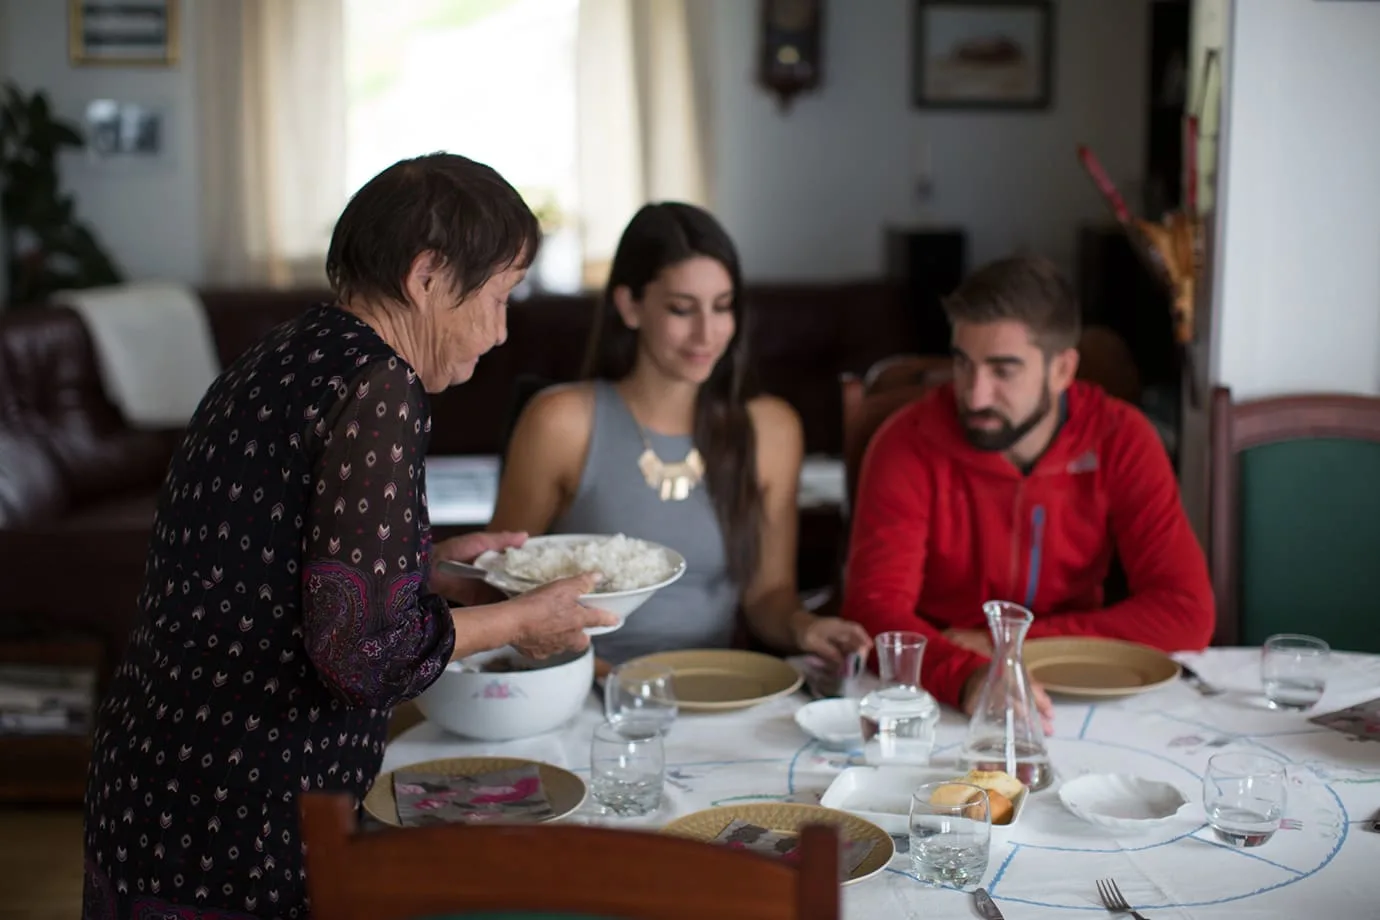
[962,769,1025,801]
[929,782,982,808]
[986,790,1014,826]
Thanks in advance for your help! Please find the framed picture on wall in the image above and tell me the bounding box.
[912,0,1053,110]
[68,0,180,67]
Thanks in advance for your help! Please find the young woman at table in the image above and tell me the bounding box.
[490,202,870,668]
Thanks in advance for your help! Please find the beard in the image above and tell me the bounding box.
[959,386,1053,452]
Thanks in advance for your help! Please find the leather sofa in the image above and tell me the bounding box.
[0,282,916,683]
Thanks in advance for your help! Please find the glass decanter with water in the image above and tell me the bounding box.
[858,631,940,766]
[958,601,1053,791]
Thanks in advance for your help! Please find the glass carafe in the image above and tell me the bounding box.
[858,631,940,766]
[958,601,1053,791]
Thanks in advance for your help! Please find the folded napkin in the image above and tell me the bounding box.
[393,765,551,826]
[713,819,876,875]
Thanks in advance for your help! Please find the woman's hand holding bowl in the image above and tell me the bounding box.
[507,572,619,658]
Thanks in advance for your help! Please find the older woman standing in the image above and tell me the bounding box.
[81,154,616,920]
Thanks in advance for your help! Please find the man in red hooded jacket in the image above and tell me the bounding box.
[841,255,1214,720]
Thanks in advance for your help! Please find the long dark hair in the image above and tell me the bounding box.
[581,203,761,584]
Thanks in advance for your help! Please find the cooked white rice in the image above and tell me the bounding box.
[501,534,677,593]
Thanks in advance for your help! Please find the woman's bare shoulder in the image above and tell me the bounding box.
[520,381,595,432]
[746,395,803,442]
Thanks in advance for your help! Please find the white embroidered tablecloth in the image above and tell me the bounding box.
[382,647,1380,918]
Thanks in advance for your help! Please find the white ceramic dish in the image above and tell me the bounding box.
[1057,773,1191,834]
[414,645,593,741]
[819,766,1028,839]
[474,534,687,635]
[794,698,864,750]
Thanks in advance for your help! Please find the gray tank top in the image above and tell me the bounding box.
[550,380,740,664]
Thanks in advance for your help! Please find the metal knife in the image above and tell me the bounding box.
[974,887,1005,920]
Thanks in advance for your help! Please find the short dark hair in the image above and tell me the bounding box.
[326,152,541,306]
[942,255,1081,353]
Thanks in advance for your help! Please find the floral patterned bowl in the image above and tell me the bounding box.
[414,645,594,741]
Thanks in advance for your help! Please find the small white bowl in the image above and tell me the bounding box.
[794,698,864,750]
[474,534,687,635]
[1058,773,1191,833]
[414,645,593,741]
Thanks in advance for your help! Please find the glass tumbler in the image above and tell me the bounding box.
[604,661,678,734]
[908,781,992,891]
[1203,752,1288,847]
[1261,634,1329,710]
[590,721,665,817]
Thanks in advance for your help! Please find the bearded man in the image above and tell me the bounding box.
[841,255,1213,718]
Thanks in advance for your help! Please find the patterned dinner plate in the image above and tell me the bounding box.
[619,649,805,712]
[661,802,894,885]
[363,756,587,827]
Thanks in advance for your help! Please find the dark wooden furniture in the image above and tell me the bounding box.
[884,227,966,355]
[299,792,841,920]
[0,635,102,803]
[1209,386,1380,650]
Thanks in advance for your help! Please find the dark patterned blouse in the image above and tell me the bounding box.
[83,304,456,920]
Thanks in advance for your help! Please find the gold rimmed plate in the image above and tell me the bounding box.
[363,756,587,827]
[661,802,894,885]
[1024,637,1181,698]
[620,649,804,712]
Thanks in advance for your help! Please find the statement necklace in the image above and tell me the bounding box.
[636,427,704,501]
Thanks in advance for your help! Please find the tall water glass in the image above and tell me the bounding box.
[909,782,992,891]
[1261,634,1329,710]
[605,661,678,734]
[1203,753,1287,847]
[590,721,664,817]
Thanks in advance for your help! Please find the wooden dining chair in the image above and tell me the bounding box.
[300,793,842,920]
[1209,386,1380,650]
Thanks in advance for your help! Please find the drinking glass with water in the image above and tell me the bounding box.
[590,721,664,817]
[1203,752,1287,847]
[605,661,678,734]
[1261,634,1329,710]
[908,781,992,891]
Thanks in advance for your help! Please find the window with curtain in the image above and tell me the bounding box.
[343,0,583,290]
[199,0,704,292]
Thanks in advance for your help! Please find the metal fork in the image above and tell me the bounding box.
[1178,663,1226,697]
[1097,878,1149,919]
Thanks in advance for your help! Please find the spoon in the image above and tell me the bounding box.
[436,559,611,593]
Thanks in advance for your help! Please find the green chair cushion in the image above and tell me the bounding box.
[1237,438,1380,652]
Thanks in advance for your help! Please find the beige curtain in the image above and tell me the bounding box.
[576,0,709,289]
[197,0,346,288]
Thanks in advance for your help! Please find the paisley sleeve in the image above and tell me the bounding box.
[301,356,456,709]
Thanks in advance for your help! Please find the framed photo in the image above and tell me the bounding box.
[68,0,180,67]
[912,0,1053,110]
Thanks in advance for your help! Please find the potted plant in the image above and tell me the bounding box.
[0,81,123,306]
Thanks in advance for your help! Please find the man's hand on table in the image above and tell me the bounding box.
[961,666,1055,736]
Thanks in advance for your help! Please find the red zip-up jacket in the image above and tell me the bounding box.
[841,381,1214,709]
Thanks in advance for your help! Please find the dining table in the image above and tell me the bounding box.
[380,646,1380,918]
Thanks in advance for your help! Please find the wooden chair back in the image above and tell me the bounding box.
[300,793,842,920]
[1209,386,1380,649]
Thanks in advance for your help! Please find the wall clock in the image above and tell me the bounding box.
[759,0,824,111]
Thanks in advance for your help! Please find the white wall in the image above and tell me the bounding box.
[1214,0,1380,399]
[0,0,202,288]
[705,0,1149,280]
[0,0,1147,288]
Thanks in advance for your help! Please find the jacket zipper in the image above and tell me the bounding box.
[1024,505,1047,608]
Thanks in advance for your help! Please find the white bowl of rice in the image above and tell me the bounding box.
[473,533,687,635]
